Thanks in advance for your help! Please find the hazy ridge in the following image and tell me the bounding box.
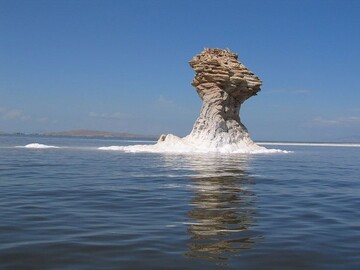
[0,130,158,139]
[45,129,158,139]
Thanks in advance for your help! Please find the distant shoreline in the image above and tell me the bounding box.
[0,130,159,140]
[1,131,359,144]
[257,142,360,147]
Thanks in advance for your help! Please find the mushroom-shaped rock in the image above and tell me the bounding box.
[186,48,262,148]
[108,48,273,153]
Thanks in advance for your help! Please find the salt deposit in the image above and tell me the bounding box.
[17,143,60,149]
[98,134,286,154]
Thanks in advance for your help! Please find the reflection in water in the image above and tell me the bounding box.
[181,155,260,263]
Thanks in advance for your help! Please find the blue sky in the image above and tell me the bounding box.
[1,0,359,141]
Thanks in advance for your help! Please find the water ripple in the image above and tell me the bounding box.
[0,136,359,269]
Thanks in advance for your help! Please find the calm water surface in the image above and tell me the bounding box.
[0,135,359,269]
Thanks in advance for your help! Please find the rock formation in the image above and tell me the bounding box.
[184,48,262,148]
[100,48,283,153]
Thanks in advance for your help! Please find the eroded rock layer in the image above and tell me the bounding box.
[185,48,262,147]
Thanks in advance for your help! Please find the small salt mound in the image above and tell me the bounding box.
[17,143,60,149]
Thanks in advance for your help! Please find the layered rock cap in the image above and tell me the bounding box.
[189,48,262,104]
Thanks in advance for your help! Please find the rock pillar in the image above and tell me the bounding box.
[187,48,262,147]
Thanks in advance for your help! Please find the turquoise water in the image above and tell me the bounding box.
[0,135,359,269]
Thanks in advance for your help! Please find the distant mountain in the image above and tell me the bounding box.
[45,129,158,139]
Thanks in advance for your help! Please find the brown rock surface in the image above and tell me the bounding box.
[186,48,262,146]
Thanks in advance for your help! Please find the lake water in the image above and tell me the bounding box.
[0,135,359,269]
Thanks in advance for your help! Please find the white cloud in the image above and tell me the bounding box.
[268,89,310,94]
[0,107,31,121]
[156,95,190,114]
[0,106,54,123]
[311,116,360,126]
[89,111,127,120]
[157,95,176,107]
[37,117,49,122]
